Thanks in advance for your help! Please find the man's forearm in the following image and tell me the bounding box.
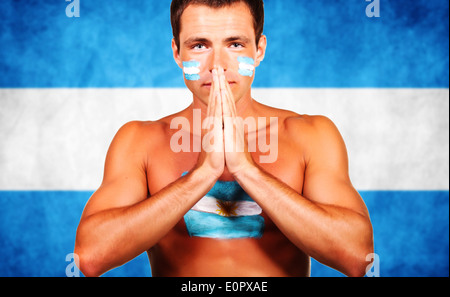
[234,165,373,277]
[75,168,216,277]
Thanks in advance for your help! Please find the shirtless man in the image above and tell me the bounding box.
[74,0,373,277]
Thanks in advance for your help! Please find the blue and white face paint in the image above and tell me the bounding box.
[183,173,265,239]
[183,60,201,81]
[238,56,255,77]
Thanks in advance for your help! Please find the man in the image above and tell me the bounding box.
[74,0,373,277]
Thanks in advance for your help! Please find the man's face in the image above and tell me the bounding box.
[173,2,266,105]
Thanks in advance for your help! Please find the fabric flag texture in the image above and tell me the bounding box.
[0,0,448,277]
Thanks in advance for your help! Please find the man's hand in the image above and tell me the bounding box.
[195,67,256,179]
[218,67,256,176]
[195,68,225,179]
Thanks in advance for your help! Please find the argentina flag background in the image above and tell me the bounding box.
[0,0,448,277]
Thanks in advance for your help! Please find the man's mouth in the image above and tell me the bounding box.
[202,81,236,88]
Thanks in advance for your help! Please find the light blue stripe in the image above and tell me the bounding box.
[181,172,255,202]
[206,180,254,202]
[238,57,255,65]
[0,190,448,276]
[0,0,447,87]
[182,61,200,68]
[184,74,200,81]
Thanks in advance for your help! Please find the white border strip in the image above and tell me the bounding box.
[0,88,448,190]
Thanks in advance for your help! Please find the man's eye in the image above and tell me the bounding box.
[230,43,244,48]
[193,44,206,50]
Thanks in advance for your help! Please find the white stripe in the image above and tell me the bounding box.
[239,63,255,71]
[192,196,262,217]
[183,67,200,75]
[0,88,448,191]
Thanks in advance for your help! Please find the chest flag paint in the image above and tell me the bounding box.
[182,173,265,239]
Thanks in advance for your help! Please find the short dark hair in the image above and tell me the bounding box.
[171,0,264,51]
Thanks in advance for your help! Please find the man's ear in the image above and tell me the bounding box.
[255,35,267,67]
[172,38,183,69]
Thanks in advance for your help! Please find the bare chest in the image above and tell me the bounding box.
[146,133,305,195]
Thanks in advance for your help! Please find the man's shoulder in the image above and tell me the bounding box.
[283,114,343,150]
[255,102,335,127]
[116,120,167,137]
[254,102,340,138]
[112,120,171,149]
[284,114,337,131]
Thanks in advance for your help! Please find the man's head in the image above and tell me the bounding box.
[171,0,265,51]
[170,0,267,105]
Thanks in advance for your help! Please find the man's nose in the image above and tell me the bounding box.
[209,49,228,73]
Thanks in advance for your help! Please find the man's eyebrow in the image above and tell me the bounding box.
[184,37,210,46]
[183,35,252,46]
[224,36,251,44]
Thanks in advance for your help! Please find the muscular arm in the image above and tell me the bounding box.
[234,116,374,277]
[74,122,216,277]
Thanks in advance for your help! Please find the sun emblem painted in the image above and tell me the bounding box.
[215,200,239,217]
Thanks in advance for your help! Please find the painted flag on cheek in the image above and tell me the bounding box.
[183,60,201,81]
